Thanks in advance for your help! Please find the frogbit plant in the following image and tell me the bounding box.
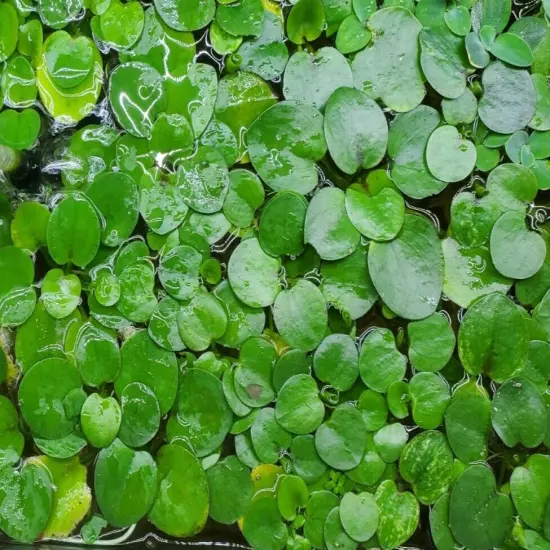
[1,0,550,549]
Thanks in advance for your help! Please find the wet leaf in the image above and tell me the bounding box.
[315,403,366,470]
[458,292,529,382]
[491,377,546,448]
[368,214,443,320]
[324,87,388,175]
[375,480,419,550]
[247,100,327,194]
[449,464,513,550]
[149,444,209,536]
[95,439,157,527]
[352,7,425,112]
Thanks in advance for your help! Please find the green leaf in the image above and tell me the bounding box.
[368,214,443,320]
[408,313,455,373]
[320,245,378,321]
[0,396,24,466]
[171,368,232,457]
[523,340,550,393]
[275,374,324,434]
[340,492,378,543]
[426,125,476,183]
[388,106,446,199]
[118,382,160,448]
[387,380,410,420]
[304,491,340,549]
[251,407,291,463]
[242,496,288,550]
[228,237,281,308]
[0,109,40,151]
[158,245,201,301]
[449,464,513,550]
[98,0,144,51]
[491,377,546,448]
[0,3,18,62]
[149,444,210,536]
[481,0,511,34]
[490,211,546,280]
[234,336,277,408]
[442,238,512,308]
[510,454,550,530]
[450,192,499,248]
[409,372,450,429]
[277,474,308,521]
[458,292,529,382]
[259,191,307,257]
[43,31,93,89]
[0,461,52,542]
[73,321,121,386]
[223,169,265,229]
[215,71,277,160]
[313,334,359,392]
[247,100,327,194]
[116,259,157,323]
[373,423,408,463]
[0,246,36,327]
[444,5,471,36]
[63,125,119,189]
[116,330,178,415]
[430,495,456,550]
[444,381,491,463]
[81,515,107,544]
[315,403,367,470]
[81,393,121,448]
[19,357,82,439]
[177,288,228,351]
[109,62,166,138]
[37,34,103,124]
[216,0,264,37]
[284,47,352,111]
[305,187,360,261]
[290,434,327,484]
[1,55,38,109]
[420,28,469,100]
[10,202,49,252]
[324,87,388,175]
[15,301,80,374]
[32,455,91,538]
[375,480,419,550]
[324,506,357,550]
[336,15,371,54]
[345,186,404,242]
[352,7,425,112]
[273,280,327,352]
[46,194,101,268]
[87,171,139,247]
[490,32,534,67]
[206,455,252,525]
[176,146,229,214]
[479,62,537,134]
[399,431,453,505]
[41,268,81,320]
[237,12,289,80]
[359,328,407,392]
[529,74,550,131]
[214,280,265,349]
[358,390,388,431]
[287,0,325,44]
[442,88,478,126]
[153,0,215,31]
